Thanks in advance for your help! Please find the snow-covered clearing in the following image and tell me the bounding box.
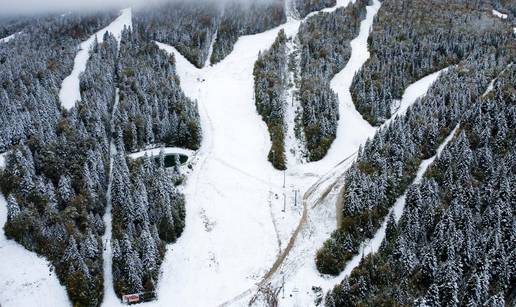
[127,147,195,160]
[154,28,289,306]
[492,9,508,19]
[0,32,20,44]
[59,8,132,111]
[0,182,69,306]
[387,67,448,126]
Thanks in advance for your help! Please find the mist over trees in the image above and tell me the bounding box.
[133,1,219,68]
[292,0,336,18]
[134,0,287,68]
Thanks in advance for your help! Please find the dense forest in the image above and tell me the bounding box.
[210,0,286,64]
[254,30,288,170]
[134,0,340,68]
[316,0,514,305]
[317,37,512,278]
[350,0,512,126]
[116,28,202,153]
[133,1,219,68]
[0,0,513,306]
[0,12,115,152]
[0,14,116,304]
[253,0,369,168]
[135,0,288,68]
[292,0,337,18]
[0,9,199,307]
[326,64,515,307]
[0,16,30,38]
[296,0,368,161]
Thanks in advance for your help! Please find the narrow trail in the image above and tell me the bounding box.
[59,8,132,111]
[0,32,20,44]
[101,88,120,306]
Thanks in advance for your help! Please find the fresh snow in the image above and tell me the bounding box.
[0,152,7,169]
[492,9,508,19]
[0,32,20,44]
[151,0,450,306]
[154,30,288,307]
[385,67,448,126]
[127,147,195,160]
[59,8,132,111]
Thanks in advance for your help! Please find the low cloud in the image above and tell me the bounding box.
[0,0,277,16]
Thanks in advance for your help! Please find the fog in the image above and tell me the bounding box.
[0,0,277,16]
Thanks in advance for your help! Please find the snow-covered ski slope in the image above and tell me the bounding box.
[0,32,20,44]
[59,8,132,110]
[150,0,444,306]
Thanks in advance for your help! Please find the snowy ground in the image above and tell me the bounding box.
[153,28,289,307]
[59,8,132,110]
[492,9,508,19]
[0,32,20,44]
[127,147,195,160]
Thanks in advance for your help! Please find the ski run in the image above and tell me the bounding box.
[0,1,461,306]
[59,8,132,110]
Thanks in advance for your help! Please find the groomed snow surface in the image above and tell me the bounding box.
[59,8,132,110]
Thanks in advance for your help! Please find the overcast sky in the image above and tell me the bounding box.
[0,0,265,16]
[0,0,156,15]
